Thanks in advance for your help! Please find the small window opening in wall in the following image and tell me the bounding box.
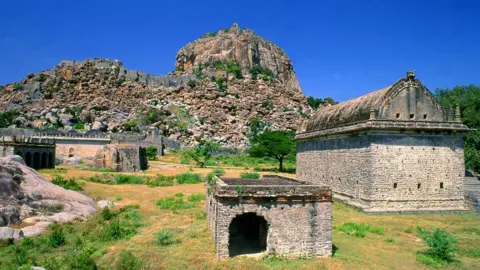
[417,183,421,189]
[393,183,398,189]
[396,113,400,119]
[440,182,444,189]
[423,114,428,120]
[410,113,415,119]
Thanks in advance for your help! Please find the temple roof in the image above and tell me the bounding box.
[305,71,451,132]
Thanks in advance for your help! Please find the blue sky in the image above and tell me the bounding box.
[1,0,479,102]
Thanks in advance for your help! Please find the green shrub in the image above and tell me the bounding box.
[156,195,195,210]
[114,175,146,185]
[147,174,175,187]
[73,123,85,130]
[155,230,181,246]
[405,226,414,233]
[334,222,384,238]
[13,84,24,91]
[116,251,143,270]
[213,168,225,176]
[187,193,206,202]
[48,224,66,247]
[187,80,197,89]
[51,176,83,191]
[101,219,137,241]
[101,207,114,221]
[240,172,260,179]
[176,173,202,184]
[64,250,97,270]
[115,195,123,201]
[146,146,158,161]
[417,227,458,262]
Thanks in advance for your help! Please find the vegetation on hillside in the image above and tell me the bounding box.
[435,85,480,173]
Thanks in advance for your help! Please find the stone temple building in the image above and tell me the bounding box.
[207,175,332,258]
[296,72,469,213]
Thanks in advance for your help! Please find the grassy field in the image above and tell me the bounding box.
[1,154,479,270]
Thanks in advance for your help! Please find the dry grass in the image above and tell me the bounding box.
[36,162,480,270]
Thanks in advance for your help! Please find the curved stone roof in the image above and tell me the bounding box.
[306,72,449,132]
[306,87,390,132]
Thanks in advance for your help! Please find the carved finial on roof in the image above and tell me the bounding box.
[406,70,416,81]
[455,104,462,123]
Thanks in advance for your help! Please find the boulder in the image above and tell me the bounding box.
[0,227,23,240]
[0,155,96,230]
[97,200,114,209]
[91,144,148,172]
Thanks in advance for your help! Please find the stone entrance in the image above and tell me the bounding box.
[228,213,268,257]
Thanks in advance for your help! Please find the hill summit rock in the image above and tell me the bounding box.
[0,24,311,148]
[176,23,301,92]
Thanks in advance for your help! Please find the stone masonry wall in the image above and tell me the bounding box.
[367,131,465,211]
[212,200,332,259]
[296,130,466,212]
[0,145,14,157]
[296,133,372,205]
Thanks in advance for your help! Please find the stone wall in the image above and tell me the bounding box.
[0,136,56,169]
[55,139,110,159]
[296,130,467,213]
[207,176,332,258]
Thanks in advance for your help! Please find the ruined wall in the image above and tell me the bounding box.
[296,130,466,212]
[0,145,15,157]
[91,144,148,172]
[55,140,110,159]
[211,200,331,258]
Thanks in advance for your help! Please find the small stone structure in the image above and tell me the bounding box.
[296,72,469,213]
[0,136,55,169]
[207,175,332,259]
[91,144,148,172]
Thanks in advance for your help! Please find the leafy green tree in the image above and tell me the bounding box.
[146,146,158,161]
[435,85,480,172]
[182,140,220,168]
[247,117,268,143]
[307,96,339,110]
[0,111,20,128]
[248,130,295,172]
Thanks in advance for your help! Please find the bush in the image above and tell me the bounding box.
[116,251,143,270]
[101,219,137,241]
[187,80,197,89]
[51,176,83,191]
[155,230,180,246]
[213,168,225,176]
[417,227,458,263]
[334,222,384,238]
[240,172,260,179]
[114,175,146,185]
[176,173,202,184]
[156,195,195,210]
[187,193,206,202]
[48,224,66,247]
[101,207,114,221]
[146,146,158,161]
[147,174,175,187]
[64,250,97,270]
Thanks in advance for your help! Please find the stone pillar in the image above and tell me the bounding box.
[369,109,376,120]
[455,105,462,123]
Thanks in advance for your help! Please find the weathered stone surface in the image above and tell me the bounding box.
[207,175,332,259]
[0,155,96,225]
[91,144,148,172]
[0,227,23,240]
[97,200,114,208]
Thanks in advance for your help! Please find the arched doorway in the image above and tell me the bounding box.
[33,152,41,169]
[229,213,269,257]
[41,153,48,168]
[25,152,32,167]
[68,148,75,158]
[48,152,54,168]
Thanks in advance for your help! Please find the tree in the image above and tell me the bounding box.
[435,85,480,172]
[307,96,339,110]
[247,117,268,143]
[146,146,158,161]
[248,130,296,172]
[182,140,220,168]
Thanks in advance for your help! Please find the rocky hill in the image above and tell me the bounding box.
[0,23,311,148]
